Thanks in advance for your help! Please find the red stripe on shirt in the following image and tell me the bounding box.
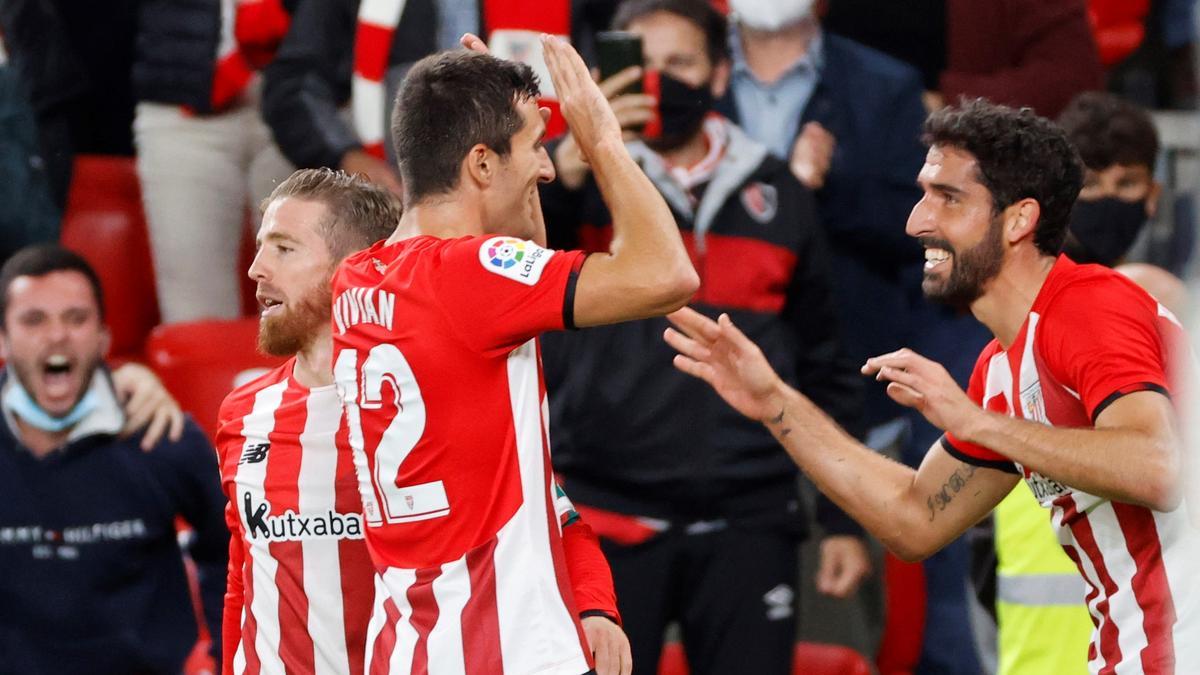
[370,596,403,675]
[462,537,503,675]
[335,419,372,675]
[406,566,443,673]
[1112,503,1177,674]
[1064,499,1125,674]
[267,386,316,672]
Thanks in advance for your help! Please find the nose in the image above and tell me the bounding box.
[905,194,933,240]
[247,246,268,282]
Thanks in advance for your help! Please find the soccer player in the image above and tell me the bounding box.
[665,99,1199,674]
[330,37,697,675]
[219,168,630,674]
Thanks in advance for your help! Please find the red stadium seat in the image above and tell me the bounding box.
[876,552,927,675]
[657,641,872,675]
[60,155,160,360]
[145,318,284,438]
[794,642,872,675]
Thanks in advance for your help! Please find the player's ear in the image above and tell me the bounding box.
[464,143,494,188]
[1005,198,1040,245]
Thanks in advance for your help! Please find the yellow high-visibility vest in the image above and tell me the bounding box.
[995,485,1094,675]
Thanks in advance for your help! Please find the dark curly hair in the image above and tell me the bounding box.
[923,99,1083,256]
[391,50,541,206]
[1057,91,1159,172]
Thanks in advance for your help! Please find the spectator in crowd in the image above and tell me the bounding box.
[261,0,594,196]
[217,167,630,674]
[0,244,227,674]
[541,2,867,672]
[975,91,1180,675]
[720,1,990,670]
[937,0,1104,118]
[132,0,297,324]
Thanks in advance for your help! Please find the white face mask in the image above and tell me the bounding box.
[730,0,815,32]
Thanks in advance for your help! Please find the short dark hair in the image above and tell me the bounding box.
[924,99,1083,256]
[0,244,105,329]
[612,0,730,65]
[263,168,401,260]
[1057,91,1159,172]
[391,50,541,205]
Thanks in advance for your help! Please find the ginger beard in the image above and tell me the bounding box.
[257,269,334,357]
[921,212,1005,311]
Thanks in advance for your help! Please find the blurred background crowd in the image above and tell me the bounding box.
[0,0,1197,673]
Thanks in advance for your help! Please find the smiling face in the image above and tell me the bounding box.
[248,197,337,356]
[1,271,109,417]
[906,145,1007,309]
[482,97,556,244]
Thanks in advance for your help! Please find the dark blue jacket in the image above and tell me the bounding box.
[0,370,227,674]
[719,33,933,430]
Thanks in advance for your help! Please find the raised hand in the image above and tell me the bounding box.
[664,307,784,422]
[553,65,655,190]
[540,35,624,160]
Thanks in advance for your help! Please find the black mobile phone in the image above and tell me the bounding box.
[595,31,643,94]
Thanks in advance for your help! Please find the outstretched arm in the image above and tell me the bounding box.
[664,308,1018,561]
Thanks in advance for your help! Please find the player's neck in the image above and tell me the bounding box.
[389,199,485,244]
[293,326,335,388]
[970,251,1058,348]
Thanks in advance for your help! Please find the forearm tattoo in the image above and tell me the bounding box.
[766,407,792,436]
[926,462,979,521]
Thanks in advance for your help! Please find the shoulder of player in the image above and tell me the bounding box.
[215,360,295,447]
[1039,262,1156,320]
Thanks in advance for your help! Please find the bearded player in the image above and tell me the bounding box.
[666,99,1199,674]
[218,168,630,675]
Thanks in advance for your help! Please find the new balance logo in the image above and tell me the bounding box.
[239,443,270,465]
[241,493,364,541]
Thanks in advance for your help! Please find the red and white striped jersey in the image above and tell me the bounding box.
[216,361,376,675]
[331,234,592,675]
[944,256,1200,674]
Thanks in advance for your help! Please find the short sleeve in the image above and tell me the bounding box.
[1038,280,1169,421]
[942,344,1020,474]
[430,236,587,354]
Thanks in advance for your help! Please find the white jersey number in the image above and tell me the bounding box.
[334,345,448,526]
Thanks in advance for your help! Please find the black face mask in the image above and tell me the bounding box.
[643,70,714,152]
[1064,197,1149,266]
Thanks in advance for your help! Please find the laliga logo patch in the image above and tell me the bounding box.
[740,182,778,224]
[479,236,555,286]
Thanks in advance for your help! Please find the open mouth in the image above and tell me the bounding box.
[41,354,76,401]
[257,294,285,318]
[924,247,951,272]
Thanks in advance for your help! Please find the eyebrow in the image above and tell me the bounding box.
[922,181,968,197]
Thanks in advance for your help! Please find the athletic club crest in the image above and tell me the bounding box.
[740,182,778,224]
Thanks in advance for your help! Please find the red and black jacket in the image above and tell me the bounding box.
[540,117,863,534]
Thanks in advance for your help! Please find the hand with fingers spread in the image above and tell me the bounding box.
[554,65,656,190]
[541,35,625,165]
[111,362,185,451]
[861,348,980,436]
[582,616,633,675]
[664,307,786,422]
